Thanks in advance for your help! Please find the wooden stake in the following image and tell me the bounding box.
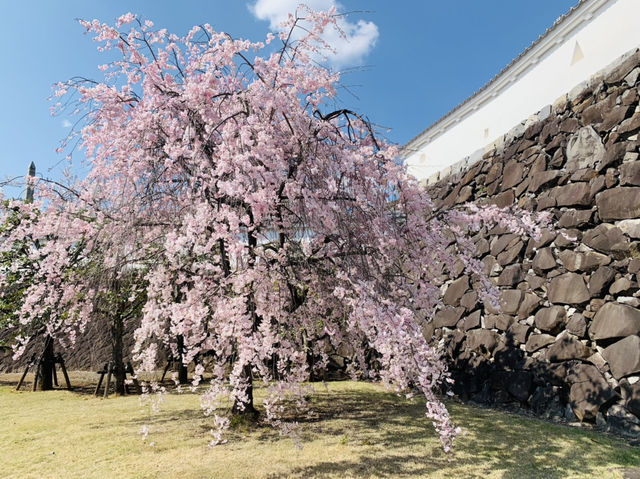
[58,355,71,390]
[16,355,35,391]
[94,364,106,396]
[103,362,113,399]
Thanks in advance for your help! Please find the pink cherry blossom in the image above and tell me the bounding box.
[0,8,549,452]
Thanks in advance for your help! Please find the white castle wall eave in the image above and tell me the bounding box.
[405,0,640,183]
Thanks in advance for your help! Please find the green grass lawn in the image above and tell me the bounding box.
[1,372,639,478]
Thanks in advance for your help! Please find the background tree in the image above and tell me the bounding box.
[1,8,547,450]
[0,166,61,390]
[0,175,146,395]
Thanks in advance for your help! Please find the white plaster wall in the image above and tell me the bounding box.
[405,0,640,182]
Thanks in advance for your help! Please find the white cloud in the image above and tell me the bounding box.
[62,119,72,128]
[248,0,379,69]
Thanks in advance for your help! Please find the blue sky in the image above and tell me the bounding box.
[0,0,577,199]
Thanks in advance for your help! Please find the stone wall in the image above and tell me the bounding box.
[0,318,139,373]
[425,49,640,436]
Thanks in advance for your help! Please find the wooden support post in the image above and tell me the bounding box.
[95,364,106,396]
[103,362,113,399]
[16,354,35,391]
[17,364,30,391]
[57,354,71,390]
[17,365,30,391]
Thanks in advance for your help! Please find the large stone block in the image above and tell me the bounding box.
[600,105,634,132]
[484,314,515,331]
[460,290,479,311]
[558,250,610,273]
[473,237,490,256]
[434,307,466,329]
[525,333,556,353]
[620,378,640,417]
[610,277,636,295]
[524,121,544,140]
[581,100,609,125]
[552,182,593,207]
[490,189,516,208]
[536,190,557,210]
[566,126,605,170]
[582,223,630,257]
[497,264,524,286]
[605,49,640,84]
[534,306,567,333]
[465,329,500,354]
[547,272,590,304]
[557,250,581,272]
[620,162,640,187]
[497,241,523,266]
[588,266,616,296]
[528,170,560,193]
[532,247,556,274]
[554,228,581,248]
[443,275,470,307]
[485,289,523,315]
[501,160,524,190]
[597,187,640,221]
[566,363,617,422]
[604,404,640,437]
[570,168,598,182]
[540,119,560,143]
[485,162,503,184]
[625,66,640,86]
[566,313,587,338]
[599,142,627,171]
[616,219,640,239]
[525,274,546,291]
[459,310,481,331]
[546,334,592,362]
[560,117,580,134]
[580,251,612,272]
[518,292,541,319]
[490,234,517,256]
[500,289,524,315]
[602,335,640,380]
[507,322,530,344]
[507,371,533,402]
[589,302,640,340]
[557,209,593,228]
[422,321,435,341]
[618,113,640,136]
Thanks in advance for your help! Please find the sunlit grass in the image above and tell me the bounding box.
[1,372,639,478]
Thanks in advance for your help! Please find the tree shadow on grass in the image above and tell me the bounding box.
[117,383,640,477]
[14,374,632,478]
[264,386,640,479]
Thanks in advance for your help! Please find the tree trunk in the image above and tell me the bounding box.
[38,336,55,391]
[176,335,189,384]
[232,364,257,417]
[111,314,126,396]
